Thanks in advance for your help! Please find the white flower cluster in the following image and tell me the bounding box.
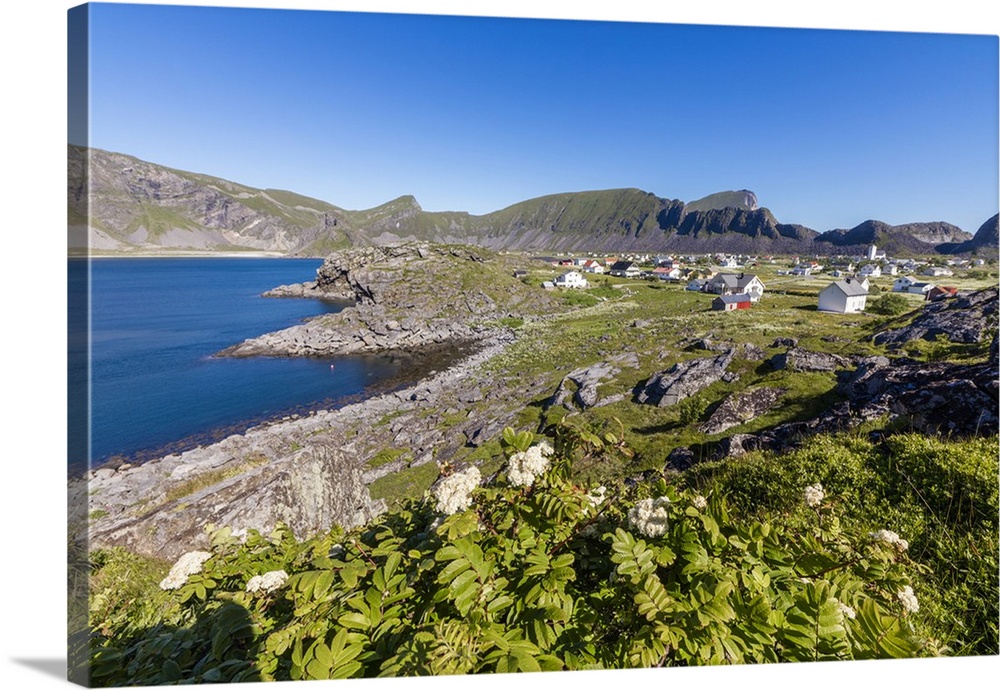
[803,483,825,508]
[691,494,708,511]
[159,550,213,590]
[628,497,671,538]
[870,529,909,552]
[586,486,607,509]
[838,601,857,620]
[246,569,289,594]
[506,443,554,488]
[432,466,482,515]
[897,585,920,613]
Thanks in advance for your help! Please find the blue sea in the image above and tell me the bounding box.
[69,257,409,470]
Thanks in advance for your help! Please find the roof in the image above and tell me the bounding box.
[714,293,752,304]
[823,278,868,297]
[609,261,637,271]
[712,272,761,289]
[824,279,868,297]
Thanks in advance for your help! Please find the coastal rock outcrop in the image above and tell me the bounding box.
[218,243,558,357]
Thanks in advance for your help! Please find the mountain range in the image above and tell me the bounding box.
[68,146,998,258]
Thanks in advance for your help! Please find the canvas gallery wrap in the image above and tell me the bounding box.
[67,1,999,686]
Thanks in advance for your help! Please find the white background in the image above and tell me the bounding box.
[1,1,997,689]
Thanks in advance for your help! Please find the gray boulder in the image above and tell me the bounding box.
[873,286,998,347]
[769,348,851,372]
[636,349,736,407]
[700,387,787,435]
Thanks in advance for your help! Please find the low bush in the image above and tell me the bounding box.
[86,424,955,684]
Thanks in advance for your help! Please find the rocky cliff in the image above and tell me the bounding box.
[68,145,360,253]
[813,219,973,256]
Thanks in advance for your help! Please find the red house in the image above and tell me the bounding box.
[712,294,752,311]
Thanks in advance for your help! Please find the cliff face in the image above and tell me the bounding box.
[937,214,1000,255]
[68,145,354,253]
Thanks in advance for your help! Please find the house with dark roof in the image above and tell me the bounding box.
[818,277,869,313]
[608,260,641,278]
[704,272,765,302]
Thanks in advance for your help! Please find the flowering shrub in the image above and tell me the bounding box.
[431,466,481,515]
[158,550,212,590]
[870,529,909,552]
[627,496,671,538]
[88,423,943,684]
[246,570,289,595]
[803,483,825,508]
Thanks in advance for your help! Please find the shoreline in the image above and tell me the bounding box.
[74,251,306,259]
[80,327,523,558]
[80,339,481,476]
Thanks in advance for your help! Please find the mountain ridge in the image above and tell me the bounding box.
[69,146,996,257]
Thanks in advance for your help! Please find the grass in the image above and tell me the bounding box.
[682,431,999,655]
[160,453,269,506]
[367,447,411,469]
[367,462,440,506]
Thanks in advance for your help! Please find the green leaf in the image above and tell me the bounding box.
[161,659,181,682]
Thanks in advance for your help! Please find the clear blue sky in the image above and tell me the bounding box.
[78,1,998,233]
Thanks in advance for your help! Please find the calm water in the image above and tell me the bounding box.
[70,257,407,469]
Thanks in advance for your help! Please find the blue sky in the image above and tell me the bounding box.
[79,1,999,233]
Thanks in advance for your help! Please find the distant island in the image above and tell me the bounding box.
[68,145,999,258]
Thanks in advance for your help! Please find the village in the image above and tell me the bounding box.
[527,243,989,314]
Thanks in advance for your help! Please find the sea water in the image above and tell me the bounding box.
[70,257,405,469]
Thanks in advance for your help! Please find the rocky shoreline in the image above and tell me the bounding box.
[78,328,529,559]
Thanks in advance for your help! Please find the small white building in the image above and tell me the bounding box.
[893,276,917,292]
[859,264,882,277]
[554,271,589,289]
[686,278,707,292]
[923,266,954,277]
[818,278,869,313]
[908,281,935,296]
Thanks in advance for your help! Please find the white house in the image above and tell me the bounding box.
[908,281,935,296]
[818,278,869,313]
[608,260,641,278]
[922,266,954,277]
[580,259,605,274]
[686,278,707,292]
[859,264,882,277]
[893,276,917,292]
[704,272,766,302]
[554,271,589,289]
[653,266,682,281]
